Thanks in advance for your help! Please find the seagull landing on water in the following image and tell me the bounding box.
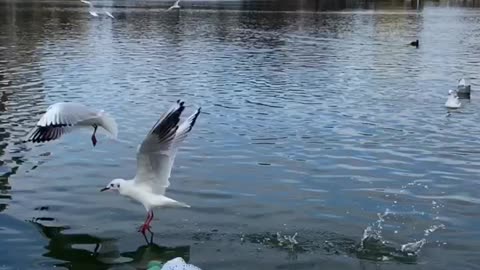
[445,90,461,109]
[26,102,118,146]
[100,100,201,242]
[167,0,181,10]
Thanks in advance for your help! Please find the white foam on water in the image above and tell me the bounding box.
[401,239,426,255]
[276,232,299,247]
[424,224,446,236]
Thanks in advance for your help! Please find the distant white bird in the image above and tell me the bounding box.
[80,0,99,16]
[101,100,201,239]
[167,0,181,10]
[104,10,115,18]
[26,102,118,146]
[80,0,114,18]
[456,77,471,99]
[445,90,461,109]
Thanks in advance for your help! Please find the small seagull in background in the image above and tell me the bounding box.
[80,0,99,17]
[445,89,461,109]
[104,10,115,18]
[100,100,201,243]
[26,102,118,147]
[410,39,419,48]
[80,0,115,18]
[167,0,181,11]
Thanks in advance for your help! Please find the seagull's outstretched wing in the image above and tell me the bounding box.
[134,100,201,194]
[27,102,118,143]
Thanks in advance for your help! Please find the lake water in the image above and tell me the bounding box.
[1,1,480,269]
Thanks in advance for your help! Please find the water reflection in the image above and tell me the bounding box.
[30,220,191,269]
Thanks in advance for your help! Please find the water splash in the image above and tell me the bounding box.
[424,224,446,237]
[359,209,390,249]
[356,209,432,262]
[276,232,299,246]
[241,232,304,253]
[401,239,426,255]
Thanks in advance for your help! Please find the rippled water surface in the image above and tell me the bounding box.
[1,2,480,270]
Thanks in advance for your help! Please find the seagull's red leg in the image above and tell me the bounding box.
[146,211,155,243]
[146,211,154,228]
[138,211,152,234]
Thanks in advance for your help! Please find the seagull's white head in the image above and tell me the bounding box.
[101,178,127,193]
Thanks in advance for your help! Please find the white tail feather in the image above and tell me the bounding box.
[98,112,118,139]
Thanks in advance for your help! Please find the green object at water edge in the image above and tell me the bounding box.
[147,260,163,269]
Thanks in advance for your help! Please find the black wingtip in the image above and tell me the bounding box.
[187,107,201,132]
[27,125,66,143]
[150,100,187,141]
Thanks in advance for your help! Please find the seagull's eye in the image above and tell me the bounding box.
[117,184,120,188]
[110,184,114,187]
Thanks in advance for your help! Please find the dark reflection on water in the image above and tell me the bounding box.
[2,1,480,270]
[29,220,191,269]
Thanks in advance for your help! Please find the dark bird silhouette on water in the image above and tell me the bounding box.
[410,40,419,48]
[1,91,7,102]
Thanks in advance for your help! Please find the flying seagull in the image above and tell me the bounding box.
[167,0,181,10]
[104,10,115,18]
[80,0,99,17]
[80,0,114,18]
[26,102,118,146]
[100,100,201,242]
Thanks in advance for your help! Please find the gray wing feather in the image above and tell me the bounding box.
[135,100,201,194]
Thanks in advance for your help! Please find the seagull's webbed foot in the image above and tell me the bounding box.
[91,135,97,147]
[147,227,154,244]
[91,124,98,147]
[138,223,154,244]
[138,210,154,244]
